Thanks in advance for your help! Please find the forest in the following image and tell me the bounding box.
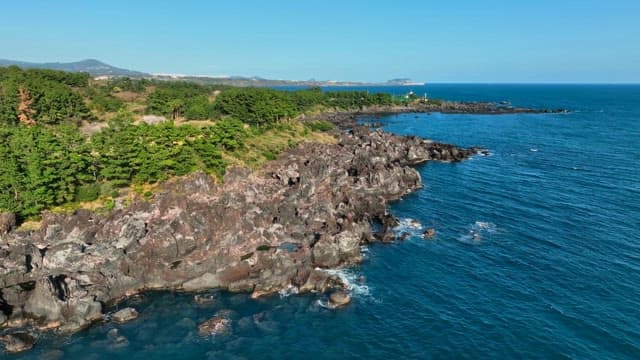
[0,66,402,221]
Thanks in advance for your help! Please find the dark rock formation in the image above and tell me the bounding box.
[423,228,436,239]
[0,332,36,353]
[0,213,16,235]
[111,307,138,323]
[0,127,479,336]
[198,311,232,336]
[310,101,567,129]
[328,291,351,308]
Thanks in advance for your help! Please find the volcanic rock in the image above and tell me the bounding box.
[328,290,351,308]
[0,126,477,336]
[0,332,36,353]
[0,212,15,234]
[198,315,231,336]
[423,228,436,239]
[112,307,138,323]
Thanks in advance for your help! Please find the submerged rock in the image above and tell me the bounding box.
[423,228,436,239]
[112,307,138,323]
[0,332,36,353]
[198,316,231,336]
[110,335,129,349]
[194,294,216,305]
[40,349,65,360]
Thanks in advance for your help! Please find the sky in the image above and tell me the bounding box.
[1,0,639,83]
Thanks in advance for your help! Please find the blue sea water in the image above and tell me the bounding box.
[4,85,640,359]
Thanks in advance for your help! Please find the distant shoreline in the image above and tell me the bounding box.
[306,101,568,129]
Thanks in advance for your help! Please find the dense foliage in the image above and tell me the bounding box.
[0,125,94,217]
[92,111,235,186]
[214,87,395,126]
[0,115,243,219]
[0,66,90,125]
[146,81,221,120]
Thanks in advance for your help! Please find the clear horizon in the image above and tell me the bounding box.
[1,1,639,83]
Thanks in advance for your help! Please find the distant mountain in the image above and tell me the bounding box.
[0,58,422,87]
[0,58,148,77]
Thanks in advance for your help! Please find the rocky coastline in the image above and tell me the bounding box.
[0,118,485,352]
[306,100,567,129]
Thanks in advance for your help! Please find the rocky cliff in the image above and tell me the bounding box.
[0,127,480,340]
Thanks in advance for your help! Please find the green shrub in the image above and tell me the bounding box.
[103,198,115,211]
[100,182,117,197]
[75,184,100,202]
[256,245,271,251]
[307,120,335,132]
[262,150,277,161]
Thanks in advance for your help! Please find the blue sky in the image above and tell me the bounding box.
[1,0,638,83]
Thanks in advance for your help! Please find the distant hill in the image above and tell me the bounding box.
[0,58,422,87]
[0,58,149,77]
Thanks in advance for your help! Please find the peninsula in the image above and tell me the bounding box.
[0,66,557,353]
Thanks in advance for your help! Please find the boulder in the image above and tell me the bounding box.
[112,307,138,323]
[23,280,64,325]
[423,228,436,239]
[107,328,119,338]
[110,335,129,349]
[0,212,16,234]
[328,290,351,308]
[198,316,231,336]
[300,269,330,293]
[0,333,36,353]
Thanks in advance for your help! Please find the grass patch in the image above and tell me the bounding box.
[306,120,335,132]
[225,119,337,169]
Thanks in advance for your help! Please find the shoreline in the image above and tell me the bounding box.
[304,101,567,129]
[0,123,482,352]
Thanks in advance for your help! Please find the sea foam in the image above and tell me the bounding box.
[458,221,498,244]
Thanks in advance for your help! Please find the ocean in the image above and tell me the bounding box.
[5,84,640,359]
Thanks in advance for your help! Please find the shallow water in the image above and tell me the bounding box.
[5,84,640,359]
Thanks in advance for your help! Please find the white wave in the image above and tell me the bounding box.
[392,218,425,239]
[473,221,497,232]
[530,148,538,152]
[323,268,370,297]
[316,299,331,309]
[278,284,300,298]
[458,221,498,244]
